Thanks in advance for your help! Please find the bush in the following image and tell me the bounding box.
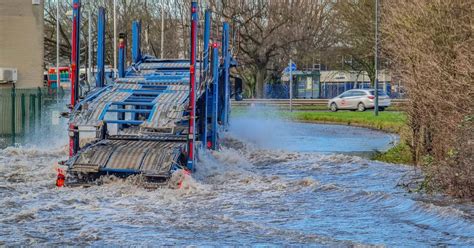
[429,117,474,199]
[383,1,473,198]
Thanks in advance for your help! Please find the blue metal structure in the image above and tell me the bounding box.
[211,45,219,150]
[132,21,142,64]
[61,1,235,187]
[200,9,211,149]
[203,11,211,72]
[96,7,105,88]
[222,22,230,128]
[118,33,126,78]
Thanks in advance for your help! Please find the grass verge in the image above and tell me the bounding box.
[233,105,403,112]
[372,142,413,164]
[287,111,407,133]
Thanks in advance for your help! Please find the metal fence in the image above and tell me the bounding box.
[264,82,404,99]
[231,98,408,107]
[0,87,66,144]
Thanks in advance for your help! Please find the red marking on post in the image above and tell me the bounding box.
[188,142,194,160]
[56,168,65,187]
[69,124,74,157]
[71,18,78,107]
[187,13,197,166]
[70,14,78,157]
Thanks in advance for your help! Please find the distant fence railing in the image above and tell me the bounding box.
[231,98,408,107]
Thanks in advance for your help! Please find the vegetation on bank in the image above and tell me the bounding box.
[372,143,412,165]
[287,111,406,134]
[238,105,404,112]
[383,1,472,198]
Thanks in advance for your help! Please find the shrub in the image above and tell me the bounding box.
[383,0,473,198]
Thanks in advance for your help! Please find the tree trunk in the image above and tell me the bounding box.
[255,67,266,98]
[367,70,376,88]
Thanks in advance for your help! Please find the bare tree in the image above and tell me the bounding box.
[210,0,338,98]
[333,0,383,86]
[43,0,191,68]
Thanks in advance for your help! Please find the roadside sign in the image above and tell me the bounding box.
[283,62,297,74]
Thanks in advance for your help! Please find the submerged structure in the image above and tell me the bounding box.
[59,0,235,187]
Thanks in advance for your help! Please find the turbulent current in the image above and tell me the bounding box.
[0,108,473,246]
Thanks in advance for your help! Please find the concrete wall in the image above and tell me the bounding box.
[0,0,44,89]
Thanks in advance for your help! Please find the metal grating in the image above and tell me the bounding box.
[69,140,184,175]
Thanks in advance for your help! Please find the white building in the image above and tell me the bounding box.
[0,0,44,89]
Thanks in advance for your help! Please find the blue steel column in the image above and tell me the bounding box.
[118,34,126,78]
[96,7,105,88]
[187,1,198,171]
[203,10,211,72]
[201,10,211,149]
[202,80,209,149]
[211,44,219,150]
[222,22,230,128]
[132,21,142,64]
[117,33,126,129]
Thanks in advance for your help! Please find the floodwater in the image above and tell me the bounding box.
[0,107,473,246]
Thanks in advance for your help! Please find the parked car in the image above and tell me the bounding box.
[328,89,391,112]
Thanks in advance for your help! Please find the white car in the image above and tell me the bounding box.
[328,89,391,112]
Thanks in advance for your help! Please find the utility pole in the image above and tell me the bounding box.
[374,0,379,116]
[289,59,293,112]
[113,0,117,78]
[88,11,92,84]
[161,0,164,59]
[56,0,60,102]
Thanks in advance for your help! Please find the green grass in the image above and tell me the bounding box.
[287,111,407,134]
[372,142,413,164]
[233,105,402,112]
[292,105,403,112]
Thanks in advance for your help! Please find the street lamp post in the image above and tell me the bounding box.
[374,0,379,116]
[87,10,92,83]
[113,0,117,78]
[161,0,164,59]
[56,0,60,101]
[289,59,293,112]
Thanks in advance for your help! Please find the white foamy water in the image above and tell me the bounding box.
[0,106,473,246]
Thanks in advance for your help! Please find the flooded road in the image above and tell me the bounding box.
[0,108,473,246]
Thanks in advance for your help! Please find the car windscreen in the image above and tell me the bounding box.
[339,92,351,98]
[352,91,365,96]
[368,90,388,96]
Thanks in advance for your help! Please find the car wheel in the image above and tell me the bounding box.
[330,103,338,112]
[357,102,366,112]
[379,107,385,111]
